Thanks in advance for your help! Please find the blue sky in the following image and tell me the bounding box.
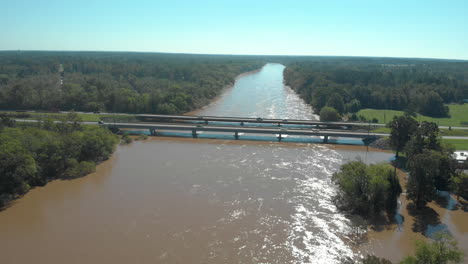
[2,0,468,59]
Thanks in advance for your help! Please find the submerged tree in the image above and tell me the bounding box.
[406,150,440,208]
[400,233,464,264]
[450,173,468,201]
[388,115,418,157]
[332,161,401,217]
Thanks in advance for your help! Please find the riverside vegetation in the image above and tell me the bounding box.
[335,114,467,263]
[284,58,468,122]
[0,114,119,208]
[0,51,263,114]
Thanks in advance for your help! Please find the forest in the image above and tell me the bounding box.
[2,52,468,119]
[0,51,264,114]
[0,114,119,208]
[283,57,468,118]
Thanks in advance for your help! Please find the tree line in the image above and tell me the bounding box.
[0,51,264,114]
[283,58,468,118]
[335,115,467,263]
[388,114,468,207]
[0,114,119,208]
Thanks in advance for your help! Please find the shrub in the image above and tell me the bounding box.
[319,106,341,122]
[121,134,133,144]
[332,161,402,217]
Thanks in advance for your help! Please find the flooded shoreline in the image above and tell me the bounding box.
[1,63,466,264]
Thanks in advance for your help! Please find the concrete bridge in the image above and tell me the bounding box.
[135,114,384,129]
[104,122,383,143]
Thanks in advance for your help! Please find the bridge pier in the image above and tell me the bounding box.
[234,131,244,140]
[323,135,329,143]
[276,134,288,142]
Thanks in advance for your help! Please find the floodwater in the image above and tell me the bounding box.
[0,63,466,264]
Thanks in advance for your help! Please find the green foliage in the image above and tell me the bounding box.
[450,173,468,200]
[63,159,96,179]
[442,139,468,150]
[346,99,362,113]
[284,58,468,118]
[0,121,118,208]
[400,233,464,264]
[388,115,418,157]
[0,138,37,206]
[357,104,468,127]
[332,161,402,217]
[319,106,341,121]
[420,92,450,118]
[401,121,457,207]
[121,134,133,144]
[406,150,440,208]
[0,116,16,129]
[0,51,264,114]
[326,93,345,114]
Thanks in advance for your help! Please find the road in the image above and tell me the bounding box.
[14,119,468,140]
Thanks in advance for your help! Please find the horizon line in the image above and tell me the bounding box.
[0,49,467,62]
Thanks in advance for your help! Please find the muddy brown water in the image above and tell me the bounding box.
[0,64,466,264]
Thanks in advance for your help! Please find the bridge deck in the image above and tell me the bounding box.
[135,114,384,127]
[106,122,384,139]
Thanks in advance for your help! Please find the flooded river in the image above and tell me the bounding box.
[0,64,466,263]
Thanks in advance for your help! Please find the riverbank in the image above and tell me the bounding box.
[358,168,468,263]
[185,67,263,116]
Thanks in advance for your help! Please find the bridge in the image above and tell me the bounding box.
[135,114,385,129]
[104,121,384,143]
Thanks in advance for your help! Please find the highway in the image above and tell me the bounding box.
[14,119,468,140]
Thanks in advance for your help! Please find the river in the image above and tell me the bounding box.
[0,63,466,264]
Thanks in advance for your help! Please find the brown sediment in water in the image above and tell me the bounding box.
[185,68,263,116]
[132,134,394,153]
[359,171,468,263]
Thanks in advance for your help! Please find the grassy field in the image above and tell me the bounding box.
[371,127,468,137]
[356,104,468,127]
[442,139,468,150]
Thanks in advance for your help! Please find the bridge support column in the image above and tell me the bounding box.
[323,135,329,143]
[149,128,156,136]
[278,133,282,142]
[192,129,198,138]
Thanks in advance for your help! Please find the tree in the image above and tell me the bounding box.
[450,173,468,201]
[332,161,401,217]
[388,115,418,157]
[345,99,361,113]
[0,139,37,206]
[406,150,440,208]
[320,106,341,122]
[420,91,450,118]
[326,93,345,114]
[400,233,464,264]
[0,116,15,130]
[56,111,82,134]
